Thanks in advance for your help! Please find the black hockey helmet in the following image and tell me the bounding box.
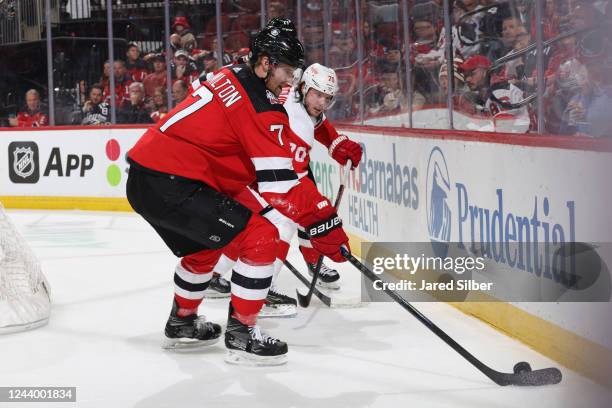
[249,24,305,68]
[265,18,297,37]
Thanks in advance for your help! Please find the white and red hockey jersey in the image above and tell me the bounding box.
[485,82,530,121]
[281,87,343,178]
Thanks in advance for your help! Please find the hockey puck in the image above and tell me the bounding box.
[513,361,532,374]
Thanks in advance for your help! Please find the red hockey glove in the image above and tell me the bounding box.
[307,213,350,263]
[329,135,362,168]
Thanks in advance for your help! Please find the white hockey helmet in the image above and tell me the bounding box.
[300,63,339,99]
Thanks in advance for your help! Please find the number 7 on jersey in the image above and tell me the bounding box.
[160,86,214,132]
[270,124,284,146]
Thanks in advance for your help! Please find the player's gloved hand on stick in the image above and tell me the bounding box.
[329,134,362,169]
[307,213,350,263]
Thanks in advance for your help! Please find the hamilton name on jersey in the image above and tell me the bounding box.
[207,71,243,107]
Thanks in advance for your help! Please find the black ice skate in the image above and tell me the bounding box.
[203,273,231,299]
[224,313,288,366]
[308,262,340,290]
[163,300,222,350]
[259,286,297,318]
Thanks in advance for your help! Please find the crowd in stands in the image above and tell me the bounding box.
[3,0,611,137]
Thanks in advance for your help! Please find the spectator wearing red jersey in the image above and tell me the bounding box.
[104,60,134,107]
[125,43,149,83]
[9,89,48,127]
[143,54,168,99]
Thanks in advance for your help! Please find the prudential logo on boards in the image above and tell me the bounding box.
[425,146,579,287]
[426,146,452,258]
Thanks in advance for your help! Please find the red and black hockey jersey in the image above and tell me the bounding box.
[128,64,333,228]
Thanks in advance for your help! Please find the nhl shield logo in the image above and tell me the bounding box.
[8,141,39,183]
[13,147,35,178]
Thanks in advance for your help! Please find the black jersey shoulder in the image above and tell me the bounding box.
[229,64,287,115]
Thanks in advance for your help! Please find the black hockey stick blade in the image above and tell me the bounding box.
[296,256,324,307]
[285,260,332,307]
[486,365,562,386]
[341,248,562,387]
[285,260,361,308]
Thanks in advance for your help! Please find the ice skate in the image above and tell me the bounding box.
[307,262,340,290]
[224,313,288,366]
[259,286,297,318]
[162,300,222,350]
[203,273,231,299]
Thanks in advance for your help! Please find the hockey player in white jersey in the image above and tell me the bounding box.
[206,62,363,317]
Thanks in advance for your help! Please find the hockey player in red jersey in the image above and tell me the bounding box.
[207,62,363,317]
[126,23,350,365]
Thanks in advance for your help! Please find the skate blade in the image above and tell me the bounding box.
[0,318,49,335]
[162,336,220,350]
[258,304,297,318]
[316,280,340,290]
[225,349,288,366]
[202,290,231,299]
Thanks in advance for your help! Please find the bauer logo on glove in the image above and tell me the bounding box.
[307,215,342,237]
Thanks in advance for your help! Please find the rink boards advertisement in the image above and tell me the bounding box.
[308,126,612,386]
[2,125,612,385]
[309,129,612,244]
[0,127,143,208]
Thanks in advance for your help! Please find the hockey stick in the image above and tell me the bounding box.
[341,248,563,387]
[297,160,352,308]
[283,259,360,308]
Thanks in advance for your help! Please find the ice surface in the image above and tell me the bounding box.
[1,210,610,408]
